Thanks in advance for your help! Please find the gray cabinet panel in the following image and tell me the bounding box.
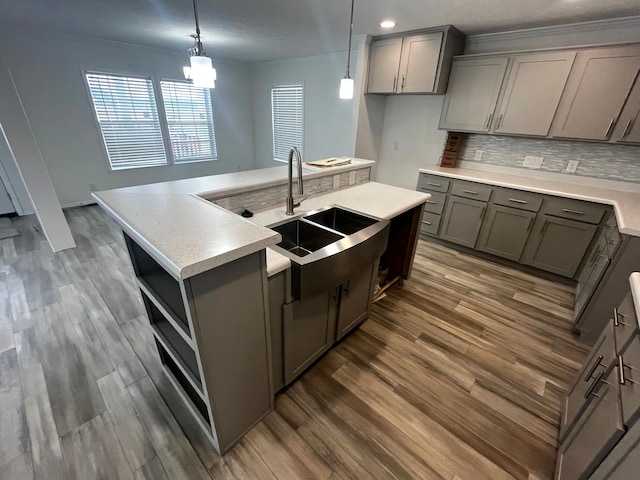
[417,174,450,193]
[574,234,609,322]
[551,46,640,141]
[440,196,486,248]
[521,215,597,278]
[612,72,640,144]
[541,197,606,225]
[336,264,376,341]
[615,293,638,355]
[367,38,403,93]
[556,366,624,480]
[420,212,441,236]
[450,180,493,202]
[423,191,446,214]
[492,188,543,212]
[283,289,336,385]
[398,33,443,93]
[476,205,536,261]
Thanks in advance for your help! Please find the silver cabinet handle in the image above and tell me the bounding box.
[484,113,493,130]
[426,200,437,204]
[605,118,616,138]
[401,75,405,91]
[427,182,441,187]
[562,208,584,215]
[497,113,504,129]
[422,221,432,225]
[508,198,527,204]
[585,355,604,382]
[392,76,397,92]
[584,370,604,399]
[619,355,626,385]
[463,190,479,195]
[613,307,628,327]
[622,119,633,138]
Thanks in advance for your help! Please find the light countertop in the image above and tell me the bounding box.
[631,273,640,328]
[420,167,640,237]
[92,160,428,280]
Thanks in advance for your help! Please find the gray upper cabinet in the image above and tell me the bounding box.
[521,214,597,278]
[476,205,536,261]
[368,27,464,95]
[440,195,486,248]
[611,72,640,144]
[493,51,576,136]
[439,56,509,132]
[367,38,403,94]
[550,45,640,141]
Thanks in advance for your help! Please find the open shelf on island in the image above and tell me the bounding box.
[124,234,190,336]
[155,339,211,427]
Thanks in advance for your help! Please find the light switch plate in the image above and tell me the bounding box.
[523,156,544,168]
[348,171,356,185]
[333,175,340,189]
[474,150,484,161]
[566,160,579,173]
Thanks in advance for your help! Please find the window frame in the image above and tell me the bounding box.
[271,84,304,163]
[83,70,169,172]
[159,78,218,165]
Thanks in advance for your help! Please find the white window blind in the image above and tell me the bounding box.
[86,72,167,170]
[160,80,217,163]
[271,85,303,162]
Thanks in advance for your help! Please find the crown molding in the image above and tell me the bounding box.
[465,15,640,54]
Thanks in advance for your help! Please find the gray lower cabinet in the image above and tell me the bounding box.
[521,215,597,277]
[283,288,337,385]
[440,195,486,248]
[574,233,610,321]
[476,204,536,261]
[336,263,377,341]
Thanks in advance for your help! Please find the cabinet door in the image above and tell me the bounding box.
[397,32,443,94]
[560,321,616,442]
[336,263,376,341]
[551,45,640,140]
[494,51,576,136]
[612,73,640,144]
[574,234,609,322]
[439,196,486,248]
[476,205,536,261]
[521,215,597,278]
[439,56,509,132]
[283,289,337,385]
[367,38,402,94]
[556,366,624,480]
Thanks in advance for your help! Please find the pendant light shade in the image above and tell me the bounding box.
[183,0,216,89]
[339,0,355,99]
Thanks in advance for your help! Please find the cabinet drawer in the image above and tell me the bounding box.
[619,336,640,427]
[423,191,446,214]
[450,180,492,202]
[418,174,450,193]
[541,197,606,225]
[420,212,441,236]
[492,188,543,212]
[614,293,638,354]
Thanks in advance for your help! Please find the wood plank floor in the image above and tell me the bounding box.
[0,206,589,480]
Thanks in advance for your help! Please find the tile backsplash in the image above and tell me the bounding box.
[459,135,640,184]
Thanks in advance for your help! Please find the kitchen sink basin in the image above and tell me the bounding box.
[269,206,390,299]
[303,207,378,235]
[271,219,344,257]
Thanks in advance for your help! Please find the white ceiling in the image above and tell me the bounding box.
[2,0,640,62]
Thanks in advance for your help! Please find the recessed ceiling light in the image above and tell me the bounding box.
[380,20,396,28]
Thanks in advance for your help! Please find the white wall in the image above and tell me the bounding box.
[0,28,256,207]
[375,96,447,189]
[251,51,359,168]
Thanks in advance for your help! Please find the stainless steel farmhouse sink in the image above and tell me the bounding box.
[269,206,390,299]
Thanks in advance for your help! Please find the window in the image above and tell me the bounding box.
[86,72,167,170]
[271,85,303,162]
[160,80,217,163]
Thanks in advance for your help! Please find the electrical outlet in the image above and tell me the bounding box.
[333,175,340,189]
[474,150,484,161]
[523,156,544,169]
[566,160,579,173]
[348,171,356,185]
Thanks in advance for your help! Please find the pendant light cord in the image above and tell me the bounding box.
[192,0,201,37]
[345,0,354,78]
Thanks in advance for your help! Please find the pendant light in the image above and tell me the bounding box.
[183,0,217,88]
[339,0,355,99]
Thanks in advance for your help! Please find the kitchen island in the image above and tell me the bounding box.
[92,161,429,455]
